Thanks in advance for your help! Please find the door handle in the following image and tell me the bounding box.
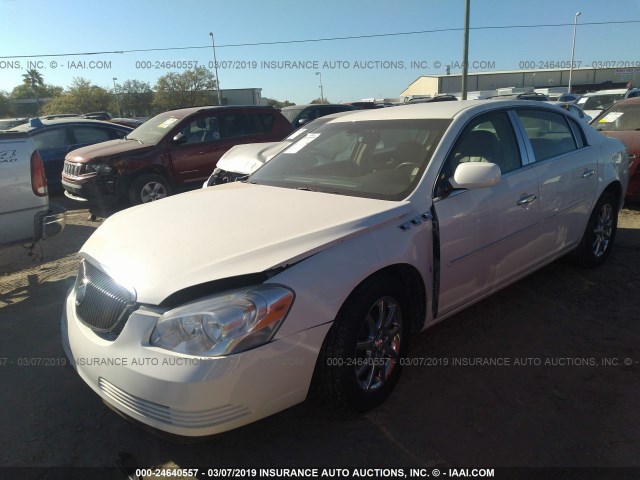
[517,194,537,206]
[581,169,595,179]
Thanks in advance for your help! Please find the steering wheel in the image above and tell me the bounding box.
[395,162,420,170]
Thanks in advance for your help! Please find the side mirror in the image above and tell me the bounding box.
[296,118,309,127]
[173,132,187,144]
[451,162,501,189]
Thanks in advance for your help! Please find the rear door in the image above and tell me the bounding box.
[433,110,542,317]
[514,109,597,255]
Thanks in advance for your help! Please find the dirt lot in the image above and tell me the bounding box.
[1,194,639,476]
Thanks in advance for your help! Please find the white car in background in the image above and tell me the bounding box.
[551,101,592,124]
[203,111,356,187]
[62,100,628,437]
[577,88,640,119]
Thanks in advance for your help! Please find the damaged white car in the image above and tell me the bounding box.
[62,100,628,437]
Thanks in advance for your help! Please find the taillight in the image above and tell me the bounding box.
[30,150,48,197]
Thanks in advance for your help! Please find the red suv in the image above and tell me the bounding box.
[61,106,292,205]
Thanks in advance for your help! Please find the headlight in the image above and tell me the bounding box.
[149,285,294,356]
[86,163,113,174]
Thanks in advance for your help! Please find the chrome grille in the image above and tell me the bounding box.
[75,259,136,336]
[63,161,83,176]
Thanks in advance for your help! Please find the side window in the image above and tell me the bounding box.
[109,128,128,140]
[256,113,274,133]
[517,110,577,161]
[222,113,259,138]
[71,126,112,144]
[179,116,220,144]
[32,128,69,149]
[436,112,521,197]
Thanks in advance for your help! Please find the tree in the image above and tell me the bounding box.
[42,77,116,115]
[263,97,296,108]
[310,97,330,104]
[21,69,45,114]
[153,67,216,111]
[117,79,154,117]
[0,91,12,117]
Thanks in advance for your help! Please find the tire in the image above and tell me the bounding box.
[128,174,170,205]
[315,274,411,412]
[571,191,618,268]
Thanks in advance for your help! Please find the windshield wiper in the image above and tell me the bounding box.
[124,135,143,144]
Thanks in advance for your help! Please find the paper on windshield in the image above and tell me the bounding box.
[599,112,624,123]
[157,118,179,128]
[283,133,321,154]
[286,128,308,141]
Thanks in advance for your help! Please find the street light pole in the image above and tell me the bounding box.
[112,77,122,117]
[209,32,222,105]
[316,72,324,103]
[461,0,470,100]
[568,11,581,94]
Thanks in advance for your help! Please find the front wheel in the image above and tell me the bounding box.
[314,275,411,412]
[129,174,170,205]
[571,191,619,267]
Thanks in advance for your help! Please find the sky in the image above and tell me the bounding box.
[1,0,640,104]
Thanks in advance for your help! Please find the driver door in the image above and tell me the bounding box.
[433,111,542,317]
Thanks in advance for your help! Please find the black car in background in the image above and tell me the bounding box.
[280,104,356,127]
[10,117,132,192]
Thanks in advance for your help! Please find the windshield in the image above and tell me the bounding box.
[249,119,450,201]
[281,108,303,123]
[582,94,624,111]
[126,111,184,144]
[593,104,640,131]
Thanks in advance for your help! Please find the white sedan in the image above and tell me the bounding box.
[61,100,628,437]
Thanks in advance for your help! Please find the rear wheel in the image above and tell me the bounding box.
[129,174,170,205]
[315,275,411,412]
[572,191,618,267]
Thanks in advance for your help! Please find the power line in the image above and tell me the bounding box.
[1,20,639,59]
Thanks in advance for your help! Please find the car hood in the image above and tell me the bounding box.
[65,138,155,162]
[600,131,640,154]
[80,182,411,305]
[215,142,288,175]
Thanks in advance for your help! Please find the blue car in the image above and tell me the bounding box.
[11,117,131,192]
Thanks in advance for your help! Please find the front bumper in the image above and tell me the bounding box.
[61,288,330,437]
[62,175,119,205]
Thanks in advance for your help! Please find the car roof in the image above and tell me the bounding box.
[280,104,352,110]
[324,99,567,123]
[610,97,640,106]
[155,105,278,118]
[11,117,132,132]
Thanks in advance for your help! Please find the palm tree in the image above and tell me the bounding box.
[22,69,44,115]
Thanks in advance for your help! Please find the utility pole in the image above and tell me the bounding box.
[209,32,222,105]
[568,12,581,94]
[112,77,122,116]
[316,72,324,103]
[461,0,470,100]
